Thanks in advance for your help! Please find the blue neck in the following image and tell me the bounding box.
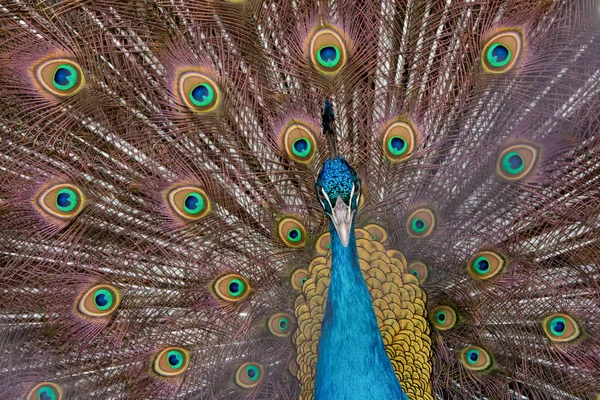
[314,222,408,400]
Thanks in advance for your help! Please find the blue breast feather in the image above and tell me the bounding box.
[314,223,409,400]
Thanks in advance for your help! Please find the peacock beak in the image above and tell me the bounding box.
[331,195,353,247]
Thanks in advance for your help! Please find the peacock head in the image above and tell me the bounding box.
[315,157,361,247]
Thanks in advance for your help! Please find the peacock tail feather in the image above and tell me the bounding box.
[0,0,599,399]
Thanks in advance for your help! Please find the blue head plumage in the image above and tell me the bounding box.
[315,157,361,214]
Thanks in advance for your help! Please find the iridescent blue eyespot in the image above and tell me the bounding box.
[430,305,457,330]
[310,28,347,73]
[268,313,293,337]
[167,350,185,369]
[27,383,62,400]
[93,289,113,311]
[292,138,312,158]
[387,136,407,156]
[228,279,245,297]
[317,45,341,68]
[55,188,77,212]
[278,218,307,248]
[184,192,205,215]
[38,183,85,220]
[291,269,309,291]
[482,31,523,73]
[486,43,511,68]
[473,256,490,274]
[190,83,215,108]
[502,151,524,174]
[542,314,580,342]
[178,71,220,112]
[468,251,506,280]
[35,59,85,97]
[78,284,120,318]
[461,346,492,371]
[287,228,302,243]
[154,347,189,376]
[411,219,426,232]
[167,186,211,221]
[214,274,251,302]
[406,208,436,238]
[53,64,78,91]
[497,144,538,181]
[235,363,264,388]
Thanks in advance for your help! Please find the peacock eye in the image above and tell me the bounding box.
[280,122,318,164]
[315,232,331,255]
[291,268,309,291]
[78,284,121,318]
[468,251,506,280]
[268,312,294,337]
[461,346,493,371]
[190,83,214,108]
[430,305,457,330]
[166,186,211,221]
[406,207,436,238]
[382,121,417,162]
[482,30,523,73]
[353,179,361,195]
[317,45,341,68]
[497,143,539,181]
[542,314,581,343]
[407,261,428,284]
[277,217,307,248]
[363,224,388,243]
[37,183,85,220]
[153,347,190,376]
[487,43,511,67]
[35,59,85,97]
[26,382,63,400]
[309,28,347,74]
[213,274,251,302]
[177,71,220,112]
[235,362,264,389]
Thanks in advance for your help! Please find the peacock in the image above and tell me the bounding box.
[1,0,600,399]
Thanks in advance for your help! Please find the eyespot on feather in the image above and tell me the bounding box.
[213,274,251,302]
[363,224,388,243]
[37,183,85,220]
[406,207,436,238]
[467,251,506,280]
[278,218,306,248]
[496,143,539,181]
[482,30,523,74]
[34,58,85,97]
[460,346,493,372]
[235,362,264,389]
[177,71,220,112]
[153,347,190,377]
[408,261,428,284]
[430,305,457,331]
[166,186,211,221]
[26,382,63,400]
[382,121,417,162]
[309,28,347,74]
[282,123,317,164]
[77,284,121,318]
[315,232,331,254]
[267,313,294,337]
[291,269,309,291]
[542,314,581,343]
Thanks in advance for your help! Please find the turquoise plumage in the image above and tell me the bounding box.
[1,1,600,399]
[315,156,408,399]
